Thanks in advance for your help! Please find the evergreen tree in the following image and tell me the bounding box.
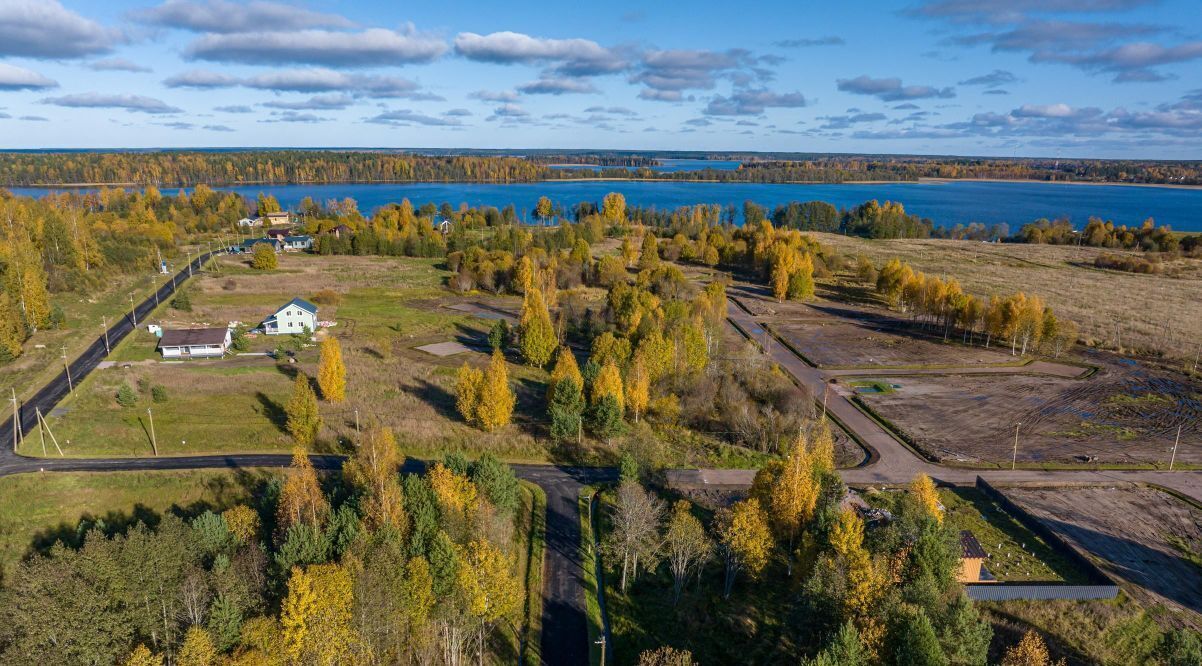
[808,621,869,666]
[469,453,519,516]
[890,606,948,666]
[587,394,624,439]
[316,337,346,402]
[937,594,992,666]
[487,319,511,351]
[285,373,321,446]
[548,378,585,441]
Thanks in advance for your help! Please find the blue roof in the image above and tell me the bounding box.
[281,297,318,315]
[284,235,311,242]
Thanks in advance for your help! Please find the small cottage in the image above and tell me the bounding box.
[158,328,231,358]
[265,211,292,226]
[958,530,992,583]
[237,217,261,228]
[239,237,282,254]
[283,235,313,251]
[263,298,318,335]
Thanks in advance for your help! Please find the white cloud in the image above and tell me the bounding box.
[185,27,447,67]
[41,92,182,114]
[0,63,58,90]
[0,0,122,58]
[132,0,353,33]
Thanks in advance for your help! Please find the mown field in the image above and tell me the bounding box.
[810,233,1202,367]
[0,469,270,580]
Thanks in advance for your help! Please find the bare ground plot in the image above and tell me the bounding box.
[1007,486,1202,628]
[733,283,1080,371]
[857,356,1201,465]
[775,319,1022,368]
[809,233,1202,364]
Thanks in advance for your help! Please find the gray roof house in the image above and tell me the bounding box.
[263,298,318,335]
[158,328,231,358]
[283,235,313,251]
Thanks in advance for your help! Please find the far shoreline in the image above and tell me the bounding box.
[10,176,1202,190]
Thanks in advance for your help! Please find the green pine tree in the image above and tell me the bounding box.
[548,378,585,441]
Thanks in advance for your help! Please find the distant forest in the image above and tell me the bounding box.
[2,150,1201,186]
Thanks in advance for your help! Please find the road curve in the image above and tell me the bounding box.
[726,297,1202,503]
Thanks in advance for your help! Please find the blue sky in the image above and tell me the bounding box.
[0,0,1200,157]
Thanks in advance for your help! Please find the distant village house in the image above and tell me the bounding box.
[265,211,293,226]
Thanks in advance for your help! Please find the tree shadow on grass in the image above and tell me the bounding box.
[409,378,461,421]
[256,391,288,432]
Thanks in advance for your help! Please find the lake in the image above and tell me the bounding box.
[12,179,1202,231]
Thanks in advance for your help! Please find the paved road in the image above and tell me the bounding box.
[727,296,1202,503]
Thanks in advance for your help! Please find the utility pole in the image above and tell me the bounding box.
[147,408,159,456]
[61,346,74,394]
[35,407,63,456]
[130,293,138,327]
[1169,424,1182,471]
[10,388,20,452]
[187,250,193,277]
[101,316,110,354]
[595,637,606,665]
[822,383,830,421]
[1012,422,1021,471]
[354,409,360,433]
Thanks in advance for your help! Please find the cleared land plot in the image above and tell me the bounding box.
[809,233,1202,364]
[0,469,269,579]
[775,317,1023,369]
[856,355,1201,466]
[1007,486,1202,628]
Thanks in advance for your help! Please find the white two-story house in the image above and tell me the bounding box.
[263,298,318,335]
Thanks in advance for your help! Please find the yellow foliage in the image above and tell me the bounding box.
[455,363,483,424]
[720,498,773,578]
[285,373,321,446]
[475,349,515,431]
[769,438,819,548]
[277,448,330,534]
[456,539,523,624]
[122,645,163,666]
[591,360,625,412]
[177,626,216,666]
[316,337,346,402]
[909,473,943,524]
[519,288,556,367]
[809,420,836,476]
[222,505,260,545]
[1002,630,1065,666]
[590,331,631,367]
[547,346,583,398]
[281,564,359,666]
[428,463,479,517]
[624,356,651,422]
[343,425,407,532]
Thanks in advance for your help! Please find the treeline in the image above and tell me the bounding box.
[6,151,1202,186]
[0,152,546,187]
[0,187,244,360]
[1017,216,1202,254]
[0,439,530,666]
[874,259,1078,357]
